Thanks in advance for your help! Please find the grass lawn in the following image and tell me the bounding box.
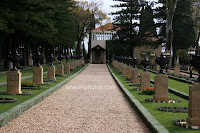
[0,62,63,83]
[0,64,86,114]
[138,68,190,95]
[110,65,199,133]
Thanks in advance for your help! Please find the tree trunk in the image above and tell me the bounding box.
[166,0,177,50]
[83,43,85,57]
[195,31,200,53]
[76,39,81,56]
[4,37,13,69]
[166,0,177,67]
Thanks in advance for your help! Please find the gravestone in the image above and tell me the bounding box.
[48,65,56,80]
[79,59,81,66]
[186,82,200,126]
[33,66,43,84]
[57,64,64,76]
[118,63,122,72]
[70,61,74,70]
[28,58,33,67]
[153,74,169,101]
[126,66,132,78]
[174,65,180,76]
[156,65,160,72]
[122,64,127,76]
[7,70,22,94]
[64,63,70,74]
[74,60,77,68]
[140,71,150,90]
[130,68,139,83]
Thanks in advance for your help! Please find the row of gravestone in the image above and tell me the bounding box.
[112,58,200,128]
[6,51,84,95]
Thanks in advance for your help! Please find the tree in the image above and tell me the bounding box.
[171,0,195,65]
[192,0,200,46]
[173,0,195,51]
[0,0,78,68]
[51,0,77,51]
[111,0,142,56]
[154,0,166,41]
[139,5,156,36]
[138,3,160,48]
[165,0,178,50]
[72,0,107,56]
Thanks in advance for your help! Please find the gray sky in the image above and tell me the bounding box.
[78,0,123,24]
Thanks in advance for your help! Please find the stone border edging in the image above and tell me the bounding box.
[0,72,48,88]
[107,65,169,133]
[0,64,88,128]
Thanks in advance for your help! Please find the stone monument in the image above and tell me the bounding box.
[130,57,139,83]
[153,54,169,101]
[186,82,200,126]
[140,71,150,90]
[153,74,169,101]
[57,55,64,76]
[64,55,70,74]
[186,55,200,126]
[140,57,150,90]
[47,54,56,80]
[33,65,44,84]
[174,65,180,76]
[32,48,43,84]
[7,50,22,94]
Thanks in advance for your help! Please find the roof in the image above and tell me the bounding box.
[91,45,105,50]
[144,32,159,41]
[91,23,120,32]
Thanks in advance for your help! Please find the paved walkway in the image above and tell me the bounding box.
[0,64,150,133]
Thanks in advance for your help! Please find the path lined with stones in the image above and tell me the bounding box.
[0,64,150,133]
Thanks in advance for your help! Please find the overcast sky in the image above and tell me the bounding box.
[78,0,123,24]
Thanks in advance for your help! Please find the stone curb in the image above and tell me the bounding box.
[0,72,48,88]
[0,64,87,128]
[107,65,169,133]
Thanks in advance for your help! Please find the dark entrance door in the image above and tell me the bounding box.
[91,45,105,64]
[95,50,101,64]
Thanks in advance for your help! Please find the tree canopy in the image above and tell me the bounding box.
[0,0,76,49]
[72,0,107,56]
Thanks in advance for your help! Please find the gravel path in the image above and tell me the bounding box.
[0,64,150,133]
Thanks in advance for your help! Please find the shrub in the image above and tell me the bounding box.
[21,81,39,87]
[141,87,155,95]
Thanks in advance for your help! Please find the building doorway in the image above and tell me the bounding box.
[91,45,105,64]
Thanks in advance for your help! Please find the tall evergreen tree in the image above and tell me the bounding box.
[139,5,156,36]
[192,0,200,46]
[173,0,195,54]
[111,0,141,56]
[154,0,166,42]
